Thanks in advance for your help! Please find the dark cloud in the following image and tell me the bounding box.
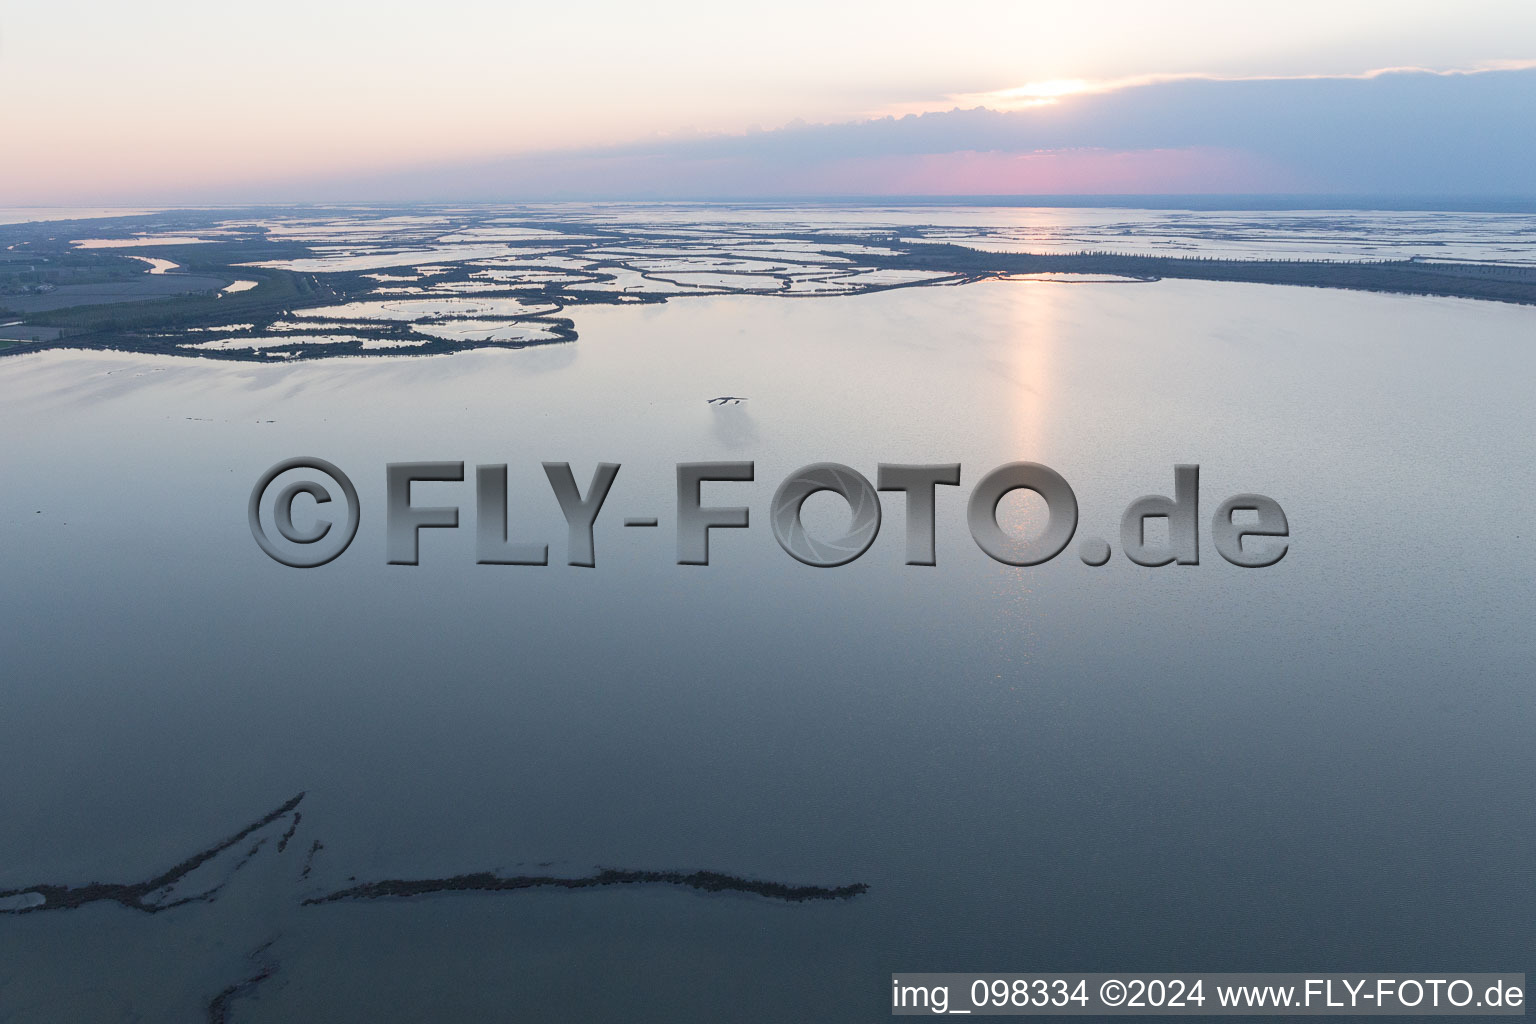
[282,67,1536,200]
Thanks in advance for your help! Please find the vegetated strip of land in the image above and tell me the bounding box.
[869,242,1536,305]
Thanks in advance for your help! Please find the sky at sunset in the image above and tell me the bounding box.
[2,0,1534,202]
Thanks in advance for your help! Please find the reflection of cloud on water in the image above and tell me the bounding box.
[708,403,760,449]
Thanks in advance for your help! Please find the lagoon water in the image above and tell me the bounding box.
[1,270,1533,1020]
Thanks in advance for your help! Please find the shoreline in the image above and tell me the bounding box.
[4,207,1533,362]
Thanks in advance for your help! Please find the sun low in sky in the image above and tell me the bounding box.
[2,0,1534,202]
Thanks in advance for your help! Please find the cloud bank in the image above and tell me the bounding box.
[219,66,1536,202]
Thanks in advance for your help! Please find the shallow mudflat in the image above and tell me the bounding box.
[5,204,1535,363]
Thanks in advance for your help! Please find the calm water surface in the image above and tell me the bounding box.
[0,278,1532,1021]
